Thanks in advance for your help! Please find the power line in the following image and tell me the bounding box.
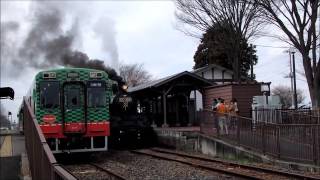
[255,60,286,69]
[257,69,289,80]
[254,44,290,49]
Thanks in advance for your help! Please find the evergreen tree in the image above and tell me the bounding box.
[194,23,258,79]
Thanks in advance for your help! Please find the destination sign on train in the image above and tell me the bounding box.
[88,82,105,87]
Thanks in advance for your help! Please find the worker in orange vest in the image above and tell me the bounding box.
[217,99,228,135]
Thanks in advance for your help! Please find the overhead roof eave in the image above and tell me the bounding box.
[128,71,214,93]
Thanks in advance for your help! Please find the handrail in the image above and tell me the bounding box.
[23,97,77,180]
[253,107,320,118]
[198,109,320,165]
[203,108,320,124]
[202,108,253,120]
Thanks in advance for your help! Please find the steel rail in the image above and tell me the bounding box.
[89,163,127,180]
[150,148,320,180]
[131,149,263,180]
[63,163,127,180]
[131,148,320,180]
[58,165,80,180]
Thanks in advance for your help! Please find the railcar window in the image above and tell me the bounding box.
[66,88,81,108]
[88,87,106,107]
[40,82,60,108]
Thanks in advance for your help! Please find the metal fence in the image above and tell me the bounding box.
[252,108,320,124]
[23,97,76,180]
[199,109,320,165]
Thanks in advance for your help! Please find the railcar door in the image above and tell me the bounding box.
[62,82,86,134]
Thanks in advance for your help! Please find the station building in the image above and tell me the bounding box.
[128,64,270,127]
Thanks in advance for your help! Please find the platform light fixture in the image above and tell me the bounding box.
[261,83,270,105]
[261,83,270,93]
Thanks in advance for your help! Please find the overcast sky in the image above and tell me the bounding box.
[0,1,310,121]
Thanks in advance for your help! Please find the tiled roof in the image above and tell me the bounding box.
[128,71,213,93]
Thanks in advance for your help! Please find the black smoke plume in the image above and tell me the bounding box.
[62,51,123,85]
[1,21,20,72]
[3,2,124,85]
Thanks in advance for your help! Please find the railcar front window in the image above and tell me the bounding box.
[66,88,81,108]
[88,88,106,107]
[40,82,60,108]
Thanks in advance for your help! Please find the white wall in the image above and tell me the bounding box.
[190,90,203,111]
[203,70,212,79]
[196,68,233,80]
[224,72,232,79]
[214,69,222,79]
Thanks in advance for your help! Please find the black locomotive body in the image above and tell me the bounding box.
[109,90,155,148]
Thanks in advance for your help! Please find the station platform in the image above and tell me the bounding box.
[0,132,31,180]
[154,126,200,132]
[153,126,200,152]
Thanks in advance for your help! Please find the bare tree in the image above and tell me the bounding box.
[119,63,152,87]
[255,0,320,107]
[272,85,306,108]
[175,0,264,81]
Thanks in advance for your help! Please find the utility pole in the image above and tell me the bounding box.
[250,44,254,80]
[318,5,320,108]
[284,49,294,107]
[291,50,298,109]
[288,50,294,107]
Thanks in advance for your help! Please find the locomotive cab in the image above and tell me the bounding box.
[109,86,155,148]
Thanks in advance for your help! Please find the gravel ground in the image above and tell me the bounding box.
[61,148,319,180]
[94,151,242,180]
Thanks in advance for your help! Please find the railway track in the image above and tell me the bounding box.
[64,163,127,180]
[131,148,320,180]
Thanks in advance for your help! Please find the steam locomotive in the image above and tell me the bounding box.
[109,86,156,148]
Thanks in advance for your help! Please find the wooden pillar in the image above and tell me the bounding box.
[211,68,215,80]
[186,93,191,126]
[175,97,180,127]
[151,97,157,128]
[222,70,225,84]
[162,93,168,127]
[161,85,174,128]
[155,96,158,113]
[194,90,197,124]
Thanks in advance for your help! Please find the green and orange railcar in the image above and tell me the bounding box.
[18,68,112,153]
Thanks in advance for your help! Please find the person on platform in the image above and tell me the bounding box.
[228,98,239,115]
[216,99,228,135]
[228,98,239,128]
[233,98,239,115]
[212,98,218,111]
